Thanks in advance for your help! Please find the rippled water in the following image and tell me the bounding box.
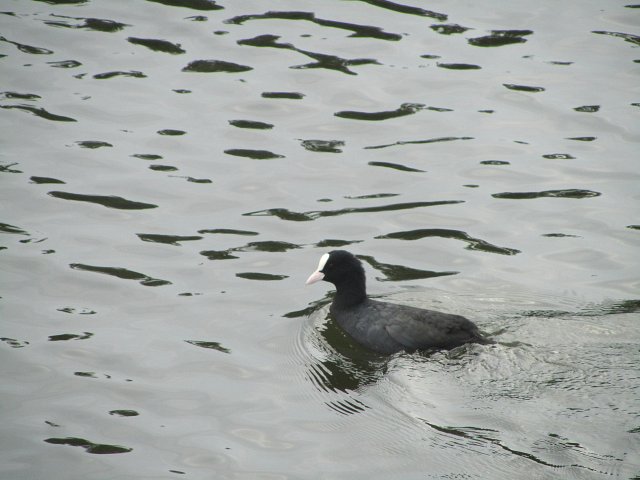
[1,0,639,478]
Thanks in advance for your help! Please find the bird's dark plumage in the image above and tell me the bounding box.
[306,250,488,354]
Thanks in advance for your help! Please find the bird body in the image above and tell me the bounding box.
[306,250,488,354]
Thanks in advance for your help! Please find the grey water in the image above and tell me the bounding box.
[1,0,639,479]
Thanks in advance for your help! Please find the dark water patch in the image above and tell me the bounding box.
[48,332,93,341]
[478,109,494,114]
[93,71,146,79]
[426,106,453,112]
[542,233,581,238]
[56,307,96,315]
[592,30,640,47]
[146,0,223,10]
[198,228,258,236]
[238,34,378,75]
[150,165,178,171]
[492,189,601,200]
[44,437,132,454]
[262,91,304,99]
[1,337,29,348]
[316,239,362,248]
[358,255,458,281]
[480,160,510,165]
[47,59,82,68]
[344,193,399,200]
[291,51,379,75]
[201,240,300,260]
[431,24,470,35]
[376,228,520,255]
[543,153,575,160]
[224,149,284,160]
[74,371,97,378]
[199,250,239,260]
[244,200,463,222]
[365,136,473,150]
[0,223,29,235]
[70,263,171,286]
[185,340,230,353]
[29,177,65,183]
[237,241,301,253]
[420,54,441,59]
[300,139,344,153]
[368,161,425,172]
[283,297,329,319]
[131,153,163,160]
[185,176,212,184]
[34,0,88,4]
[547,60,573,66]
[236,272,289,281]
[75,140,112,148]
[0,91,41,100]
[109,410,139,417]
[182,60,251,73]
[157,129,186,136]
[468,30,533,47]
[335,102,424,121]
[0,105,77,122]
[44,16,129,33]
[229,119,274,129]
[351,0,446,20]
[566,136,596,142]
[574,105,600,113]
[627,225,640,230]
[48,191,157,210]
[437,63,481,70]
[503,84,545,93]
[173,89,191,93]
[127,37,185,54]
[0,35,53,55]
[137,233,203,245]
[48,191,158,210]
[225,11,402,42]
[1,162,22,173]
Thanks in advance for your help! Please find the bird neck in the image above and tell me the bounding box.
[332,275,367,309]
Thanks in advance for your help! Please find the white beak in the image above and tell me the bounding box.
[305,270,324,285]
[305,252,330,285]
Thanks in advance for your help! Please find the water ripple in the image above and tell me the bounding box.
[69,263,171,286]
[0,104,77,122]
[182,59,252,73]
[44,437,132,455]
[358,255,458,281]
[468,30,534,47]
[48,191,158,209]
[225,11,402,41]
[127,37,186,54]
[0,35,53,54]
[375,229,521,255]
[365,136,473,150]
[146,0,223,11]
[44,16,129,32]
[238,34,379,75]
[353,0,447,21]
[492,189,601,200]
[244,200,463,221]
[335,102,424,121]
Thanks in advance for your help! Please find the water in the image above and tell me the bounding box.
[1,0,639,478]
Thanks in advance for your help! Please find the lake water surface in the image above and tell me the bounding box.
[1,1,639,479]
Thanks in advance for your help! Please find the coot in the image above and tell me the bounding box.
[306,250,489,354]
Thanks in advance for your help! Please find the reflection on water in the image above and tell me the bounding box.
[1,0,639,478]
